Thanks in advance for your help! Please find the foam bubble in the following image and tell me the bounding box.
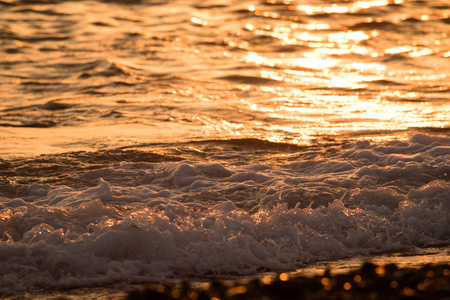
[1,134,449,292]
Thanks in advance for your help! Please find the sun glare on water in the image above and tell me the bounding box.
[0,0,448,156]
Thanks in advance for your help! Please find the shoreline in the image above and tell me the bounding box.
[5,247,449,300]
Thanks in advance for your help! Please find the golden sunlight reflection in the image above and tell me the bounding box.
[328,31,369,42]
[243,13,387,90]
[303,23,331,31]
[294,0,404,15]
[2,0,447,158]
[294,57,336,69]
[237,82,447,144]
[245,52,338,70]
[350,62,386,71]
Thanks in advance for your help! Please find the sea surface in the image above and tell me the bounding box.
[0,0,449,295]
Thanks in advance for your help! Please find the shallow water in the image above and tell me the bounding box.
[1,0,449,156]
[0,0,449,294]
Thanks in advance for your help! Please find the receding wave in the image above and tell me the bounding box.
[1,134,449,292]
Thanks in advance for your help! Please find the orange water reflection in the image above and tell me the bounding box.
[226,0,449,144]
[294,0,405,15]
[0,0,448,157]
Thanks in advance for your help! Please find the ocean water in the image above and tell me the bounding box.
[0,0,449,294]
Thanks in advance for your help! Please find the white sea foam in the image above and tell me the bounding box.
[0,134,449,292]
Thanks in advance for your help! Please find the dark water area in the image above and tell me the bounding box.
[0,0,449,295]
